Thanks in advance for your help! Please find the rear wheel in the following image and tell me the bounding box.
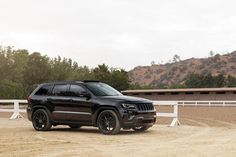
[97,110,121,135]
[32,109,52,131]
[132,126,150,132]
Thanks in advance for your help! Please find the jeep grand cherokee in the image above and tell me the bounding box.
[27,81,156,135]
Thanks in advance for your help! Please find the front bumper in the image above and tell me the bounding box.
[122,110,156,128]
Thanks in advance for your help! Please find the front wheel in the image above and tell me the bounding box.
[132,126,150,132]
[97,110,121,135]
[32,109,52,131]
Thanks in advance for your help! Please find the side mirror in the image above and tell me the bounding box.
[80,91,91,99]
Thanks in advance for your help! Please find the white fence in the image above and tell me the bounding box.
[177,101,236,107]
[153,100,236,127]
[1,100,236,126]
[153,101,180,127]
[0,100,27,119]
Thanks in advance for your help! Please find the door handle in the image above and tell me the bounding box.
[71,99,77,102]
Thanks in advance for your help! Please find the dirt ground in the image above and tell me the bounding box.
[1,106,236,157]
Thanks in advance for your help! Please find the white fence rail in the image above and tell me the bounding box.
[1,99,236,126]
[177,101,236,107]
[0,100,27,119]
[153,100,236,127]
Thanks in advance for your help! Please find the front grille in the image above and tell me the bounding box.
[137,103,154,111]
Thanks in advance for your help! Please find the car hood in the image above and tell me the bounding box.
[99,95,152,103]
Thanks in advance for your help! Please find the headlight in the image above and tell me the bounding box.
[121,103,137,110]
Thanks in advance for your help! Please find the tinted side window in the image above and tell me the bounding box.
[69,85,87,97]
[52,84,69,96]
[35,85,53,96]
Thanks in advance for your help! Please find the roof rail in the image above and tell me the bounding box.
[83,80,100,83]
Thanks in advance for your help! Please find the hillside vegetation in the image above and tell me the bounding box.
[129,51,236,88]
[1,46,236,99]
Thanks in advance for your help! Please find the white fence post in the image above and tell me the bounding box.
[154,101,180,127]
[10,101,24,119]
[169,104,180,127]
[0,100,27,119]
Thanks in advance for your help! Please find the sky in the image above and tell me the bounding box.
[0,0,236,70]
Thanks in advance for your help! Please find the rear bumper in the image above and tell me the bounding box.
[27,106,32,121]
[122,110,156,128]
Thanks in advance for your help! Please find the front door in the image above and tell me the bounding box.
[66,84,94,123]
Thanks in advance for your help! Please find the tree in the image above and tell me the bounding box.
[50,56,74,81]
[150,80,168,89]
[227,75,236,87]
[0,46,14,81]
[209,50,214,57]
[93,64,111,84]
[93,64,130,91]
[10,49,29,83]
[129,83,142,89]
[150,61,155,66]
[0,80,25,99]
[110,69,129,91]
[23,52,51,92]
[185,73,202,88]
[202,73,214,88]
[69,66,95,81]
[172,54,181,63]
[0,46,133,98]
[214,74,226,87]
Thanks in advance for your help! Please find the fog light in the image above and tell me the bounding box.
[128,115,135,120]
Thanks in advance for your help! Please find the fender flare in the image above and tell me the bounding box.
[31,105,53,122]
[93,106,123,127]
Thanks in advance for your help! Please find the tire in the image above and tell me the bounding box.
[97,110,121,135]
[132,126,150,132]
[69,125,81,129]
[32,109,52,131]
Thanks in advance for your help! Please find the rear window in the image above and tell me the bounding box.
[35,85,53,96]
[52,84,69,96]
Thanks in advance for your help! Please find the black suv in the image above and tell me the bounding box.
[27,81,156,135]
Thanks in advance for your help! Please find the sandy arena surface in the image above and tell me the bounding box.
[0,116,236,157]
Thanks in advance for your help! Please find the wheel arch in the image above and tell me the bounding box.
[93,106,123,127]
[31,105,52,122]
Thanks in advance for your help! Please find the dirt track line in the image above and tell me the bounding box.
[203,118,236,128]
[182,118,210,127]
[170,120,210,143]
[183,116,236,128]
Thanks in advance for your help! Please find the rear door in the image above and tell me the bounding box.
[49,84,71,121]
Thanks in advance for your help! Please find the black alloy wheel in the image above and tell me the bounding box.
[32,109,52,131]
[97,110,121,135]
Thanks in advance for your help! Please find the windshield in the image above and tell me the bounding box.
[85,82,122,96]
